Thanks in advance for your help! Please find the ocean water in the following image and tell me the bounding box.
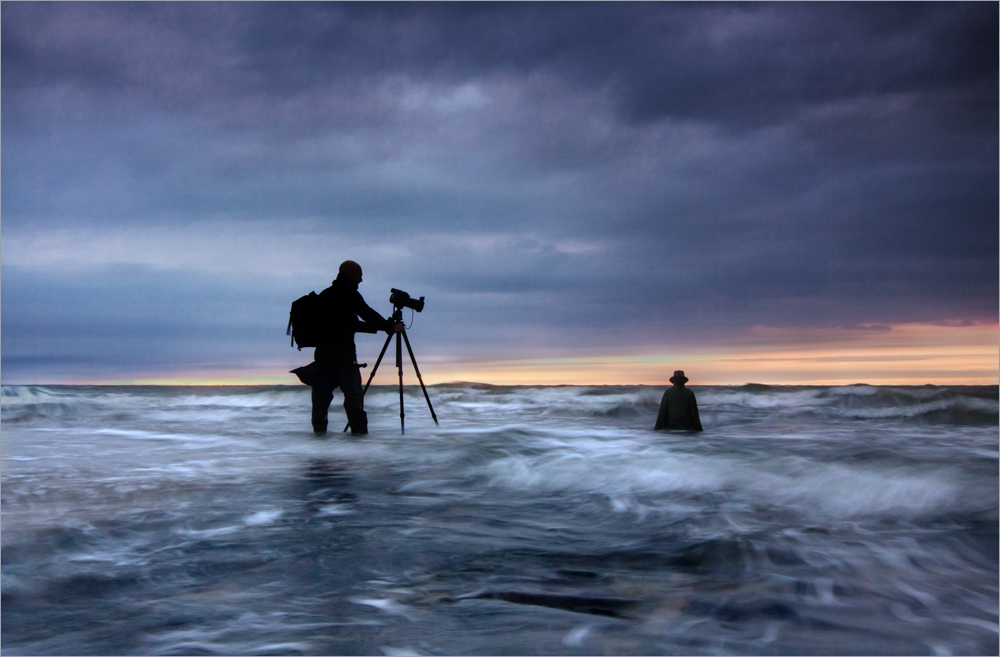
[1,383,997,656]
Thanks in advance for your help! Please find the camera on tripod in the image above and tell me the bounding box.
[347,286,437,434]
[390,288,425,312]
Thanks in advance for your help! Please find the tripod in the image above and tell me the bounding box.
[345,307,438,433]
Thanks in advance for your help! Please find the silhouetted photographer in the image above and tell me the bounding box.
[654,370,703,431]
[290,260,400,435]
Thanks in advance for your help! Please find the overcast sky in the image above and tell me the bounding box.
[2,2,997,385]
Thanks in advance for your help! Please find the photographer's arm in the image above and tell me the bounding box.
[354,292,401,334]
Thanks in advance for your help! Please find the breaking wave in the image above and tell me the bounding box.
[3,382,997,656]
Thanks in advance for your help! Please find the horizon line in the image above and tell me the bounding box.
[3,379,997,388]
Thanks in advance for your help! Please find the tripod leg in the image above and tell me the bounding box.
[344,331,394,433]
[363,332,393,396]
[401,329,439,425]
[397,332,405,433]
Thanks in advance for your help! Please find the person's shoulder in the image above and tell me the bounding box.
[320,281,356,304]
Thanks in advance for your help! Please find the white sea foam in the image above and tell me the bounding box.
[2,383,995,656]
[243,509,284,526]
[178,525,243,539]
[351,598,417,618]
[478,443,961,520]
[317,504,355,516]
[562,624,591,647]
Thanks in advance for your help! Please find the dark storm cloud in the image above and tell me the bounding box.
[1,2,996,382]
[6,3,994,123]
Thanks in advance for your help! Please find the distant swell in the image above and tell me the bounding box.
[700,384,999,426]
[3,383,996,426]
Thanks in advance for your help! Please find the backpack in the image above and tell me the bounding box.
[286,291,327,350]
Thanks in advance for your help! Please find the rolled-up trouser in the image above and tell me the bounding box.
[308,361,367,434]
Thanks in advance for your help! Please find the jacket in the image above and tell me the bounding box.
[654,385,703,431]
[314,278,392,364]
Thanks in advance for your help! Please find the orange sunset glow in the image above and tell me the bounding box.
[99,322,998,387]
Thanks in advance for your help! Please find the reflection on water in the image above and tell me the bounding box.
[2,384,997,655]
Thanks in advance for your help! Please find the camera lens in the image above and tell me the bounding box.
[390,288,424,312]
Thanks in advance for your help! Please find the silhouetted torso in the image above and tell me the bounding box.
[314,278,389,365]
[654,385,703,431]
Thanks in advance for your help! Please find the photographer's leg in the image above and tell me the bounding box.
[311,384,334,434]
[341,363,368,434]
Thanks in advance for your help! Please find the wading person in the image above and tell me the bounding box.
[299,260,398,435]
[654,370,703,431]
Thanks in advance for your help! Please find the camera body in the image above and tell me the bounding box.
[390,288,425,312]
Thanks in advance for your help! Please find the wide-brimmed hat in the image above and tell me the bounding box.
[669,370,689,384]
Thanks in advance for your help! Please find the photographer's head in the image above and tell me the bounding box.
[337,260,363,287]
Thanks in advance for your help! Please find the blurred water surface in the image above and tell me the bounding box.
[2,383,997,655]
